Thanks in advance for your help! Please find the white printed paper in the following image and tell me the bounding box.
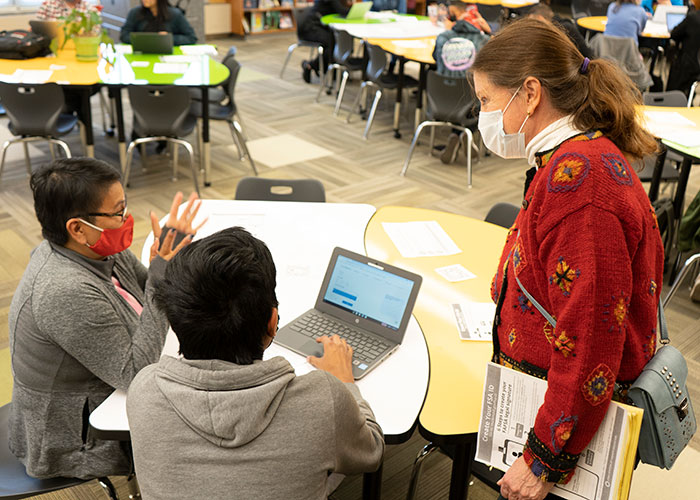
[115,44,133,54]
[12,69,53,84]
[452,302,495,341]
[200,213,266,240]
[130,61,149,68]
[152,63,189,74]
[435,263,476,282]
[49,64,66,70]
[643,111,696,128]
[160,55,200,63]
[643,111,700,148]
[477,363,638,500]
[382,221,461,258]
[180,44,218,56]
[391,40,430,49]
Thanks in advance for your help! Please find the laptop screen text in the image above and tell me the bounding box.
[323,255,414,331]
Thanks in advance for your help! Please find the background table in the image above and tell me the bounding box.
[90,200,430,499]
[576,15,671,39]
[365,206,508,500]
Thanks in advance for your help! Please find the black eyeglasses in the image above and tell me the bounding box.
[83,203,128,222]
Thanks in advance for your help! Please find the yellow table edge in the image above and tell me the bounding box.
[364,206,508,437]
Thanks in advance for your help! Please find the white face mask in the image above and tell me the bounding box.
[478,85,530,159]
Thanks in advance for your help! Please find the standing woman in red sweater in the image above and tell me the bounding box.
[471,18,663,500]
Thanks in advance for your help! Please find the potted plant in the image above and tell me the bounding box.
[57,5,112,61]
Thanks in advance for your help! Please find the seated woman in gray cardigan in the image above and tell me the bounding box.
[120,0,197,45]
[8,158,203,479]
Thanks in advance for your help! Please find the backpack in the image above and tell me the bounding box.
[0,30,51,59]
[652,197,675,259]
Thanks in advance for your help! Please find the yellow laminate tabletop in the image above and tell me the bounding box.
[0,49,100,85]
[366,37,436,64]
[365,206,507,437]
[577,15,671,39]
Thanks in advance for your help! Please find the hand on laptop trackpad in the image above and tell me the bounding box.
[303,340,324,358]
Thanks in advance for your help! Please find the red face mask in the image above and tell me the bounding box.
[80,214,135,257]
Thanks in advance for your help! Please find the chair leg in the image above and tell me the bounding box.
[317,46,325,89]
[96,476,118,500]
[334,70,350,117]
[171,138,200,197]
[401,121,432,176]
[171,142,179,182]
[346,82,366,124]
[229,120,258,175]
[230,125,244,160]
[689,81,699,107]
[429,126,436,155]
[22,142,31,175]
[316,64,333,103]
[406,442,440,500]
[363,88,382,140]
[49,139,72,159]
[0,140,11,183]
[124,141,140,187]
[663,253,700,308]
[234,112,248,140]
[280,43,299,79]
[461,128,474,188]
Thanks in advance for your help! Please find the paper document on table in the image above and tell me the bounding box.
[436,263,476,282]
[642,111,700,148]
[382,221,461,258]
[12,69,52,84]
[643,111,696,128]
[476,363,643,500]
[452,302,495,341]
[180,44,218,56]
[115,44,133,54]
[130,61,149,67]
[665,130,700,148]
[153,63,189,74]
[642,21,669,37]
[160,55,199,63]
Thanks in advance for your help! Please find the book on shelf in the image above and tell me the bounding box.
[280,0,294,6]
[250,12,264,32]
[243,0,258,8]
[279,12,293,28]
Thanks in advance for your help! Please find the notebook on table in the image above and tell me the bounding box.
[131,32,173,54]
[342,2,373,20]
[29,20,59,39]
[275,247,422,379]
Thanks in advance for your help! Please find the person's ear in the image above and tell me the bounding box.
[65,218,89,246]
[267,307,278,339]
[522,76,542,115]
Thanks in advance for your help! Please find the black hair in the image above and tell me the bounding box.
[153,227,278,364]
[30,158,122,245]
[448,0,468,10]
[141,0,173,25]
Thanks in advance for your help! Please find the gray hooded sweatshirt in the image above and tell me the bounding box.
[126,355,385,499]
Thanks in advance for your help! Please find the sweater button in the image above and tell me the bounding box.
[522,199,529,210]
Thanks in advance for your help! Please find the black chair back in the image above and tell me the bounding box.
[235,177,326,202]
[128,86,192,137]
[571,0,591,19]
[589,0,611,16]
[333,28,354,65]
[425,71,478,127]
[643,90,688,107]
[0,83,65,137]
[365,43,388,85]
[223,58,242,114]
[484,202,520,229]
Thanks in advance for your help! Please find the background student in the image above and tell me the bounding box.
[604,0,649,43]
[666,0,700,97]
[120,0,197,45]
[127,227,385,499]
[36,0,94,20]
[9,158,202,480]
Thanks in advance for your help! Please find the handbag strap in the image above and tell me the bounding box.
[513,273,670,345]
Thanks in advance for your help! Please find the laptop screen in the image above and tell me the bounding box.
[323,254,415,330]
[666,13,685,32]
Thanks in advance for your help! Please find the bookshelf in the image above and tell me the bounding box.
[242,0,313,35]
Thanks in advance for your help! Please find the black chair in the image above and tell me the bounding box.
[189,58,257,176]
[346,43,419,140]
[571,0,591,19]
[235,177,325,202]
[685,49,700,106]
[316,28,364,116]
[485,202,520,229]
[189,46,238,105]
[125,86,200,195]
[401,71,479,187]
[0,83,78,186]
[588,0,611,16]
[280,7,325,86]
[0,403,118,500]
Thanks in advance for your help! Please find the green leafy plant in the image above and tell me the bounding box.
[53,6,113,52]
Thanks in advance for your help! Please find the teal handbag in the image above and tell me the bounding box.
[513,274,697,470]
[627,304,696,469]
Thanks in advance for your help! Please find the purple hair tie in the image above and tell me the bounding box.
[580,57,590,74]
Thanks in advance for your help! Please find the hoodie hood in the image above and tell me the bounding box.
[154,355,296,448]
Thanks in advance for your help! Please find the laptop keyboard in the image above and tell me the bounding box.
[289,311,390,362]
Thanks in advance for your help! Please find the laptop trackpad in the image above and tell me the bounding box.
[302,340,323,358]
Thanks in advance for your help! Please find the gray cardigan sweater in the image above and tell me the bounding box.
[127,356,385,499]
[8,241,168,479]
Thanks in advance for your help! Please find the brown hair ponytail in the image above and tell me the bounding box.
[471,18,657,161]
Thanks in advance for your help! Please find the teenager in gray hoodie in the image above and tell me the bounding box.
[126,227,385,499]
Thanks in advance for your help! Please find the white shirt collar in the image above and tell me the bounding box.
[526,116,583,168]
